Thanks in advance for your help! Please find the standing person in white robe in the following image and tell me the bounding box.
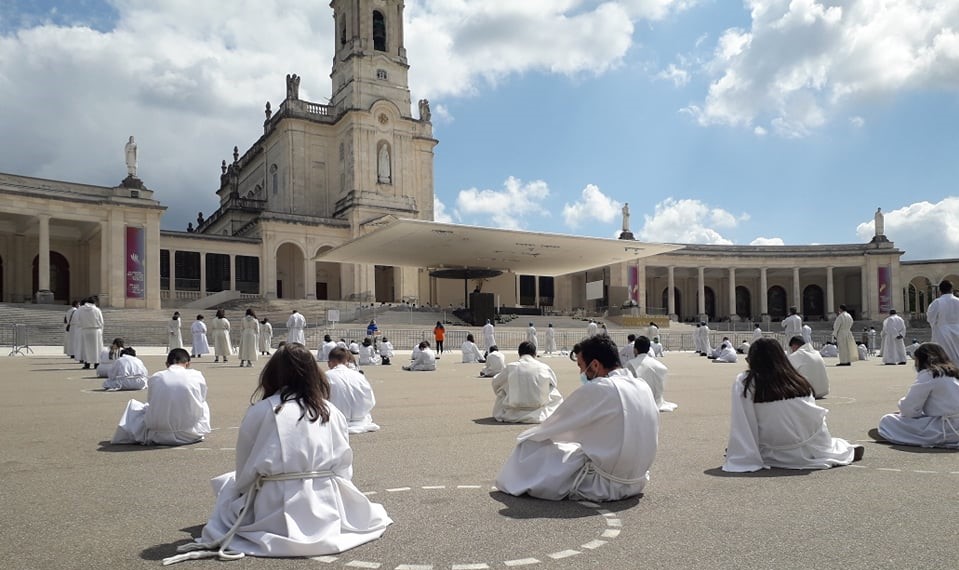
[163,344,390,564]
[75,297,104,369]
[627,336,677,412]
[867,327,877,355]
[103,347,149,391]
[286,309,306,345]
[927,280,959,366]
[358,338,380,365]
[782,307,803,344]
[63,301,79,357]
[648,322,660,343]
[326,347,380,433]
[722,338,862,472]
[378,337,394,365]
[752,326,763,342]
[461,334,485,363]
[479,346,506,377]
[526,323,538,350]
[259,318,273,355]
[111,348,211,446]
[167,311,184,351]
[699,322,713,357]
[491,342,563,424]
[651,337,665,357]
[877,342,959,449]
[495,335,659,502]
[96,337,125,378]
[317,334,337,362]
[802,324,813,345]
[238,309,260,368]
[880,310,908,365]
[482,319,496,350]
[619,334,637,365]
[586,320,598,338]
[787,336,830,399]
[403,341,436,371]
[211,309,233,363]
[832,304,857,366]
[544,323,557,354]
[191,314,210,358]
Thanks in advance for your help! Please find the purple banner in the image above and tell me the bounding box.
[628,266,639,303]
[125,226,145,299]
[877,266,892,313]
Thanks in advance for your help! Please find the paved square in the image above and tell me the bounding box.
[2,349,954,569]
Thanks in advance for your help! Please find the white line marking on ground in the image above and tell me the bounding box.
[395,565,433,570]
[386,487,411,492]
[193,447,211,451]
[914,470,938,474]
[451,564,489,570]
[456,485,482,489]
[602,529,621,538]
[547,550,581,560]
[310,555,338,563]
[219,448,235,451]
[581,540,607,550]
[345,561,381,569]
[877,468,901,472]
[605,519,622,527]
[848,464,867,468]
[503,558,540,566]
[363,491,377,496]
[422,485,446,489]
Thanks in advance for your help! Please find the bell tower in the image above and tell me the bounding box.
[330,0,412,116]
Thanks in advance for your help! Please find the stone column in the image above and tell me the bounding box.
[760,267,768,317]
[534,276,540,309]
[697,266,706,319]
[637,262,647,315]
[199,252,207,296]
[667,266,676,319]
[826,266,835,319]
[305,253,316,300]
[169,249,177,297]
[792,267,801,311]
[99,222,109,301]
[860,266,869,320]
[37,215,51,293]
[230,254,237,292]
[728,267,737,321]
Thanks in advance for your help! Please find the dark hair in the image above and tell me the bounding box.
[324,334,332,342]
[914,343,959,378]
[518,341,536,357]
[789,306,798,315]
[111,337,125,348]
[839,304,847,311]
[215,309,225,319]
[570,341,582,362]
[940,280,953,294]
[246,308,256,317]
[420,341,430,349]
[466,333,475,342]
[742,338,813,402]
[196,314,204,320]
[172,311,180,319]
[627,334,636,342]
[578,335,621,370]
[120,347,137,357]
[328,346,350,364]
[167,348,191,366]
[634,335,651,355]
[362,337,372,347]
[488,345,498,353]
[788,335,805,348]
[252,343,330,423]
[261,317,269,324]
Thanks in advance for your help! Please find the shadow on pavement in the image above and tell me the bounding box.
[96,440,201,452]
[472,417,521,426]
[140,525,205,561]
[703,467,812,478]
[490,491,640,519]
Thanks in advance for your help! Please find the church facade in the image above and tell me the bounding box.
[0,0,955,322]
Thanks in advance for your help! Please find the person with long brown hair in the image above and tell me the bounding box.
[165,343,391,564]
[723,337,862,472]
[877,342,959,448]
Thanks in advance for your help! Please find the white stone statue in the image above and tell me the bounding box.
[418,98,431,122]
[875,207,884,236]
[124,136,137,177]
[622,203,630,232]
[377,144,391,184]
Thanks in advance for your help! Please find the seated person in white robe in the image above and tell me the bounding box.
[358,338,380,366]
[711,338,738,363]
[479,346,506,378]
[819,342,839,358]
[96,337,125,378]
[491,341,563,423]
[403,341,437,371]
[627,336,677,412]
[905,340,921,359]
[111,348,211,446]
[786,336,830,399]
[326,348,380,433]
[378,337,394,365]
[737,341,750,354]
[103,347,149,391]
[723,338,862,472]
[317,335,337,362]
[348,340,360,356]
[163,344,391,565]
[461,333,485,363]
[877,342,959,449]
[857,343,869,361]
[495,336,659,502]
[651,337,665,357]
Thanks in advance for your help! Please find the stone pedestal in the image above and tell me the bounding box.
[35,290,54,304]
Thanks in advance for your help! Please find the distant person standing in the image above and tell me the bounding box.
[259,318,273,355]
[928,280,959,365]
[586,320,598,337]
[64,300,79,358]
[648,322,660,342]
[433,322,446,357]
[526,322,538,350]
[782,307,803,341]
[833,304,857,366]
[238,309,260,368]
[752,325,763,342]
[802,323,813,345]
[76,297,104,369]
[168,311,184,351]
[211,309,233,363]
[880,310,907,365]
[287,310,306,345]
[544,323,557,354]
[191,314,210,358]
[483,319,496,349]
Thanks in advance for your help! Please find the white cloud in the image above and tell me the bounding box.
[454,176,550,229]
[750,236,785,246]
[562,184,622,228]
[849,115,865,128]
[656,63,690,86]
[754,126,768,136]
[433,197,453,223]
[689,0,959,136]
[855,198,959,260]
[637,198,747,244]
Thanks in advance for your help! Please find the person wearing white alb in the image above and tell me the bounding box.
[191,315,210,358]
[479,346,506,377]
[627,336,677,412]
[317,334,337,362]
[286,309,306,344]
[927,280,959,366]
[168,311,184,351]
[490,342,563,424]
[880,310,908,365]
[544,324,557,354]
[787,336,830,399]
[326,347,379,433]
[238,309,260,367]
[403,341,437,371]
[104,347,149,391]
[782,307,803,342]
[378,337,394,365]
[461,334,485,363]
[483,319,496,350]
[526,323,538,350]
[586,320,598,338]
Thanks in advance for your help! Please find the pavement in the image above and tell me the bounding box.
[1,347,955,570]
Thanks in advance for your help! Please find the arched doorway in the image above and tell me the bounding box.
[768,285,787,319]
[275,243,305,299]
[662,287,682,320]
[32,251,69,302]
[314,246,342,301]
[802,285,825,319]
[735,286,751,319]
[908,276,934,314]
[702,286,716,320]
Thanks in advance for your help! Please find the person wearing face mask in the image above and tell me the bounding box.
[495,335,660,501]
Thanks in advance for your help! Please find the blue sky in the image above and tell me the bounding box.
[1,0,957,259]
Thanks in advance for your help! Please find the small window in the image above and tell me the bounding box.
[373,10,386,52]
[376,69,388,80]
[339,18,346,45]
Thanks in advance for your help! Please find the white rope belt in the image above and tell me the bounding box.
[942,413,959,441]
[161,470,335,566]
[570,460,646,499]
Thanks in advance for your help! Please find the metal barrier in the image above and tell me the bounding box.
[9,324,33,356]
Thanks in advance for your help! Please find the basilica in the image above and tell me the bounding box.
[0,0,955,323]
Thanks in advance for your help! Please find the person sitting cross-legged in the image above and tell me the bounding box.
[479,345,506,378]
[103,347,149,391]
[491,341,563,424]
[626,336,677,412]
[462,333,485,363]
[403,341,436,371]
[326,347,380,434]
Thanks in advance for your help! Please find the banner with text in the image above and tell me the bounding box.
[877,266,892,313]
[125,226,145,299]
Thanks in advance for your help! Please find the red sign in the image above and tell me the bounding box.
[126,226,145,299]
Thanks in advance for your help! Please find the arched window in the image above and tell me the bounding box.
[802,285,825,318]
[735,286,751,319]
[662,287,682,319]
[372,10,386,52]
[768,285,787,319]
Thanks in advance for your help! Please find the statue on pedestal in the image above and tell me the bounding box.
[875,207,884,236]
[285,73,300,100]
[418,98,431,121]
[622,203,630,232]
[124,136,138,177]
